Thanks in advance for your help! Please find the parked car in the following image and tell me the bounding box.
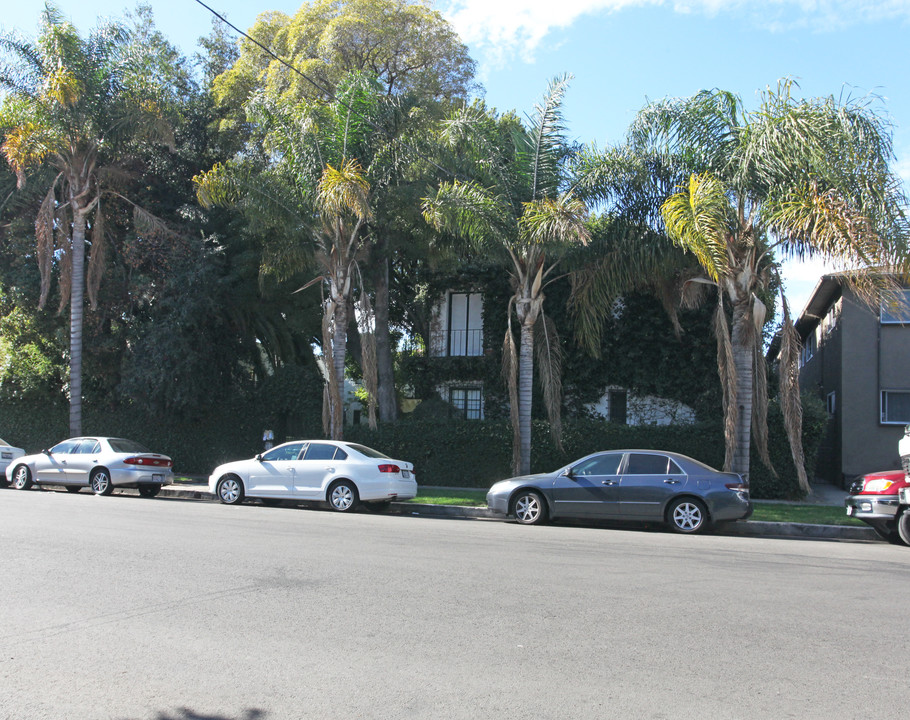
[5,437,173,496]
[897,486,910,547]
[844,469,908,544]
[0,437,25,480]
[486,449,752,533]
[208,440,417,511]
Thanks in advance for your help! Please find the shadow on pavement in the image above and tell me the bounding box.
[149,709,267,720]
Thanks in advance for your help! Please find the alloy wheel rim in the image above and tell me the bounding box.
[516,495,540,522]
[92,474,109,493]
[14,467,27,488]
[673,503,702,530]
[332,485,353,510]
[220,480,239,503]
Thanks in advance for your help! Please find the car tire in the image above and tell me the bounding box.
[897,509,910,547]
[65,485,82,493]
[138,484,161,498]
[327,480,359,512]
[216,475,244,505]
[512,490,547,525]
[667,497,709,534]
[11,465,32,490]
[90,469,114,496]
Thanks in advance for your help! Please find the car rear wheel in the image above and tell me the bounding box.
[138,484,161,498]
[12,465,32,490]
[897,509,910,547]
[216,476,244,505]
[667,498,708,534]
[90,470,113,496]
[327,480,359,512]
[65,485,82,493]
[512,491,547,525]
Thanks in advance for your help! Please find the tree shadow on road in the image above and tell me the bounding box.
[150,709,266,720]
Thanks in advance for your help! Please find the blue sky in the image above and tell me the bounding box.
[5,0,910,311]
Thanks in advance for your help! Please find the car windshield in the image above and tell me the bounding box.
[107,438,151,453]
[345,443,389,459]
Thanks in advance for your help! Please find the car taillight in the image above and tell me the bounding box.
[725,482,748,491]
[378,464,400,473]
[124,456,172,468]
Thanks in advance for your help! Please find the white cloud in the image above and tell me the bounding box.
[439,0,910,67]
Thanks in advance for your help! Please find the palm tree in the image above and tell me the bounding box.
[423,76,590,475]
[195,77,381,439]
[0,4,174,435]
[574,82,909,491]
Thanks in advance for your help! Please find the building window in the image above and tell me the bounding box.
[447,292,483,356]
[880,289,910,324]
[826,391,836,415]
[881,390,910,424]
[450,387,483,420]
[608,390,627,425]
[799,332,816,368]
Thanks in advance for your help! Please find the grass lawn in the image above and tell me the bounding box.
[408,488,865,526]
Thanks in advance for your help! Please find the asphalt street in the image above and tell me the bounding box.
[2,487,909,720]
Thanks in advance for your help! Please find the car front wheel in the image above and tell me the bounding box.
[12,465,32,490]
[896,509,910,547]
[216,476,244,505]
[512,491,547,525]
[667,498,709,534]
[90,470,114,496]
[327,480,359,512]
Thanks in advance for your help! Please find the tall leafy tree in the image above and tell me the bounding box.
[195,76,384,439]
[0,3,174,434]
[423,76,590,475]
[574,82,909,490]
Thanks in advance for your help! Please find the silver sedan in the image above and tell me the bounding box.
[5,437,174,496]
[486,449,752,533]
[0,437,25,477]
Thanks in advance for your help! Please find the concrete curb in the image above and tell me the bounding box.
[153,483,881,542]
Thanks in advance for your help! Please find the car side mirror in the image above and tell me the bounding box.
[563,468,575,479]
[42,448,51,455]
[255,453,263,462]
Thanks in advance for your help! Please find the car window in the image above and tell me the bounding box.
[262,443,304,462]
[572,453,622,476]
[107,438,150,453]
[344,443,389,459]
[333,448,348,461]
[0,438,8,446]
[667,459,684,475]
[73,439,101,454]
[303,443,338,461]
[625,453,672,474]
[50,439,79,454]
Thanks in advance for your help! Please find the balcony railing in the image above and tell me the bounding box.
[447,329,483,356]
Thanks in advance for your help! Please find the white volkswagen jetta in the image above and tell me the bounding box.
[208,440,417,511]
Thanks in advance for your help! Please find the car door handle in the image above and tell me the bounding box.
[602,480,617,485]
[326,467,335,472]
[663,479,681,485]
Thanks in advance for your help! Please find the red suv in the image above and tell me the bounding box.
[845,469,909,544]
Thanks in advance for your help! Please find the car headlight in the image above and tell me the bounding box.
[863,479,894,493]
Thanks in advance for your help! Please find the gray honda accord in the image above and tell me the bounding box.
[486,449,752,533]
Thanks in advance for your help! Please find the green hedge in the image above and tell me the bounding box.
[0,393,826,500]
[347,395,827,500]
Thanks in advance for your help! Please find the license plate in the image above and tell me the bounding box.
[152,473,163,482]
[401,470,410,479]
[1,452,11,459]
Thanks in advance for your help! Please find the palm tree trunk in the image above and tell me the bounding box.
[373,253,398,423]
[730,302,754,480]
[518,315,535,476]
[69,210,86,437]
[331,293,347,440]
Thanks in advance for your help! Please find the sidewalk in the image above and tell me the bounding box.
[151,480,878,542]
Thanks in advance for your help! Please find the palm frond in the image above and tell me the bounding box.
[422,179,513,250]
[518,194,589,249]
[523,73,572,200]
[35,184,55,308]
